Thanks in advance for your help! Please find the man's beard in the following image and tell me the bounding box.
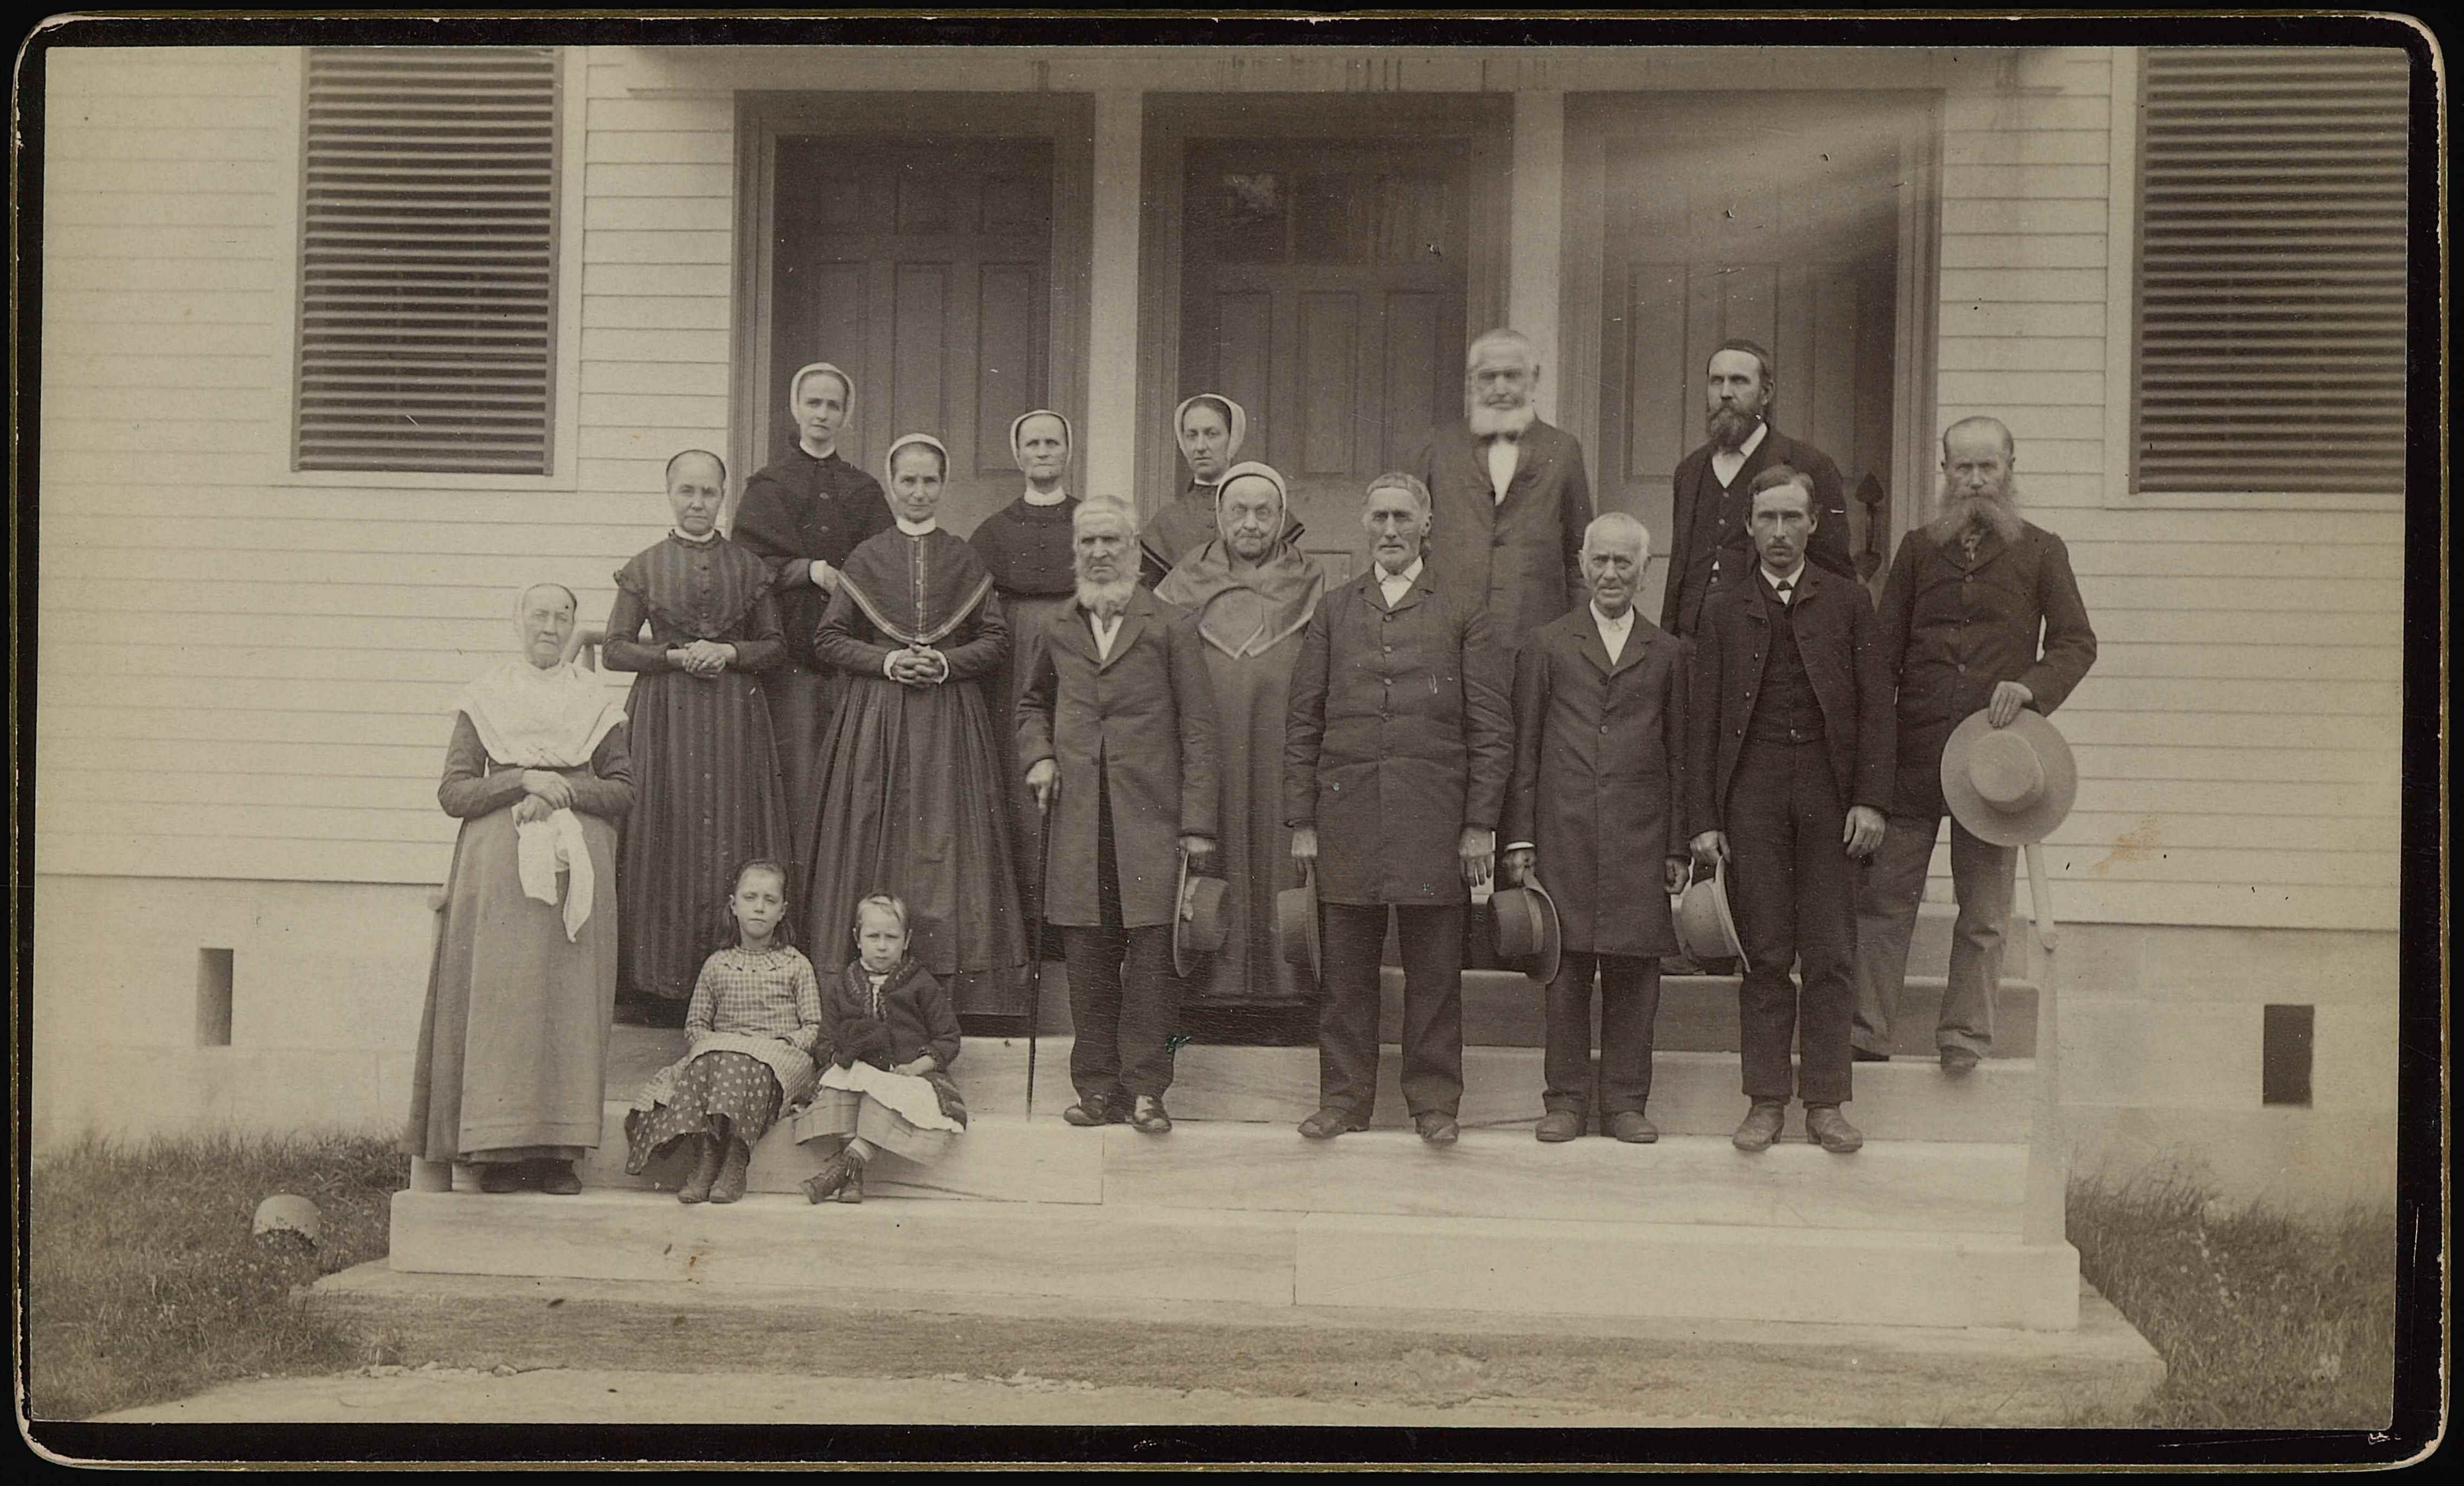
[1076,572,1136,618]
[1705,404,1762,452]
[1926,476,2024,547]
[1468,401,1535,439]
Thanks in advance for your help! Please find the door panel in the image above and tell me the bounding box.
[769,139,1053,536]
[1597,96,1910,616]
[1180,142,1471,582]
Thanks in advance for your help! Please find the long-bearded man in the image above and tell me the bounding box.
[1852,417,2099,1072]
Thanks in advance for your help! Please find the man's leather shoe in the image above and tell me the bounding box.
[1130,1095,1173,1134]
[1534,1110,1583,1143]
[1805,1104,1865,1153]
[1298,1107,1368,1140]
[1852,1046,1892,1063]
[1606,1111,1659,1144]
[1732,1101,1786,1153]
[1940,1047,1980,1077]
[1063,1098,1127,1128]
[1414,1114,1460,1146]
[532,1159,582,1195]
[478,1162,526,1194]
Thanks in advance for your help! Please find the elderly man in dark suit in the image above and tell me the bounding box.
[1412,328,1596,653]
[1502,512,1691,1143]
[1688,466,1894,1154]
[1660,339,1855,639]
[1018,498,1221,1134]
[1286,472,1514,1145]
[1854,417,2098,1073]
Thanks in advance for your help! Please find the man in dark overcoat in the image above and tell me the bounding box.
[1412,329,1596,654]
[1018,499,1221,1134]
[1502,512,1691,1143]
[1285,472,1514,1145]
[1660,339,1855,639]
[1854,417,2098,1072]
[1687,466,1894,1154]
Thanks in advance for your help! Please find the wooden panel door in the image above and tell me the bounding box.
[1596,95,1909,616]
[768,138,1053,536]
[1179,141,1471,581]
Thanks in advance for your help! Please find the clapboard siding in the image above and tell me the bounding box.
[38,45,727,883]
[1934,53,2400,929]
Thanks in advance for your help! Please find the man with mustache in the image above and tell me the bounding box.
[1018,499,1222,1134]
[1660,340,1855,640]
[1687,466,1893,1155]
[1285,473,1513,1146]
[1502,512,1691,1143]
[1411,329,1596,654]
[1852,417,2098,1073]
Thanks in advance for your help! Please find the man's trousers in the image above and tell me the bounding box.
[1318,901,1465,1120]
[1852,811,2015,1059]
[1059,766,1179,1104]
[1725,737,1856,1106]
[1542,951,1664,1119]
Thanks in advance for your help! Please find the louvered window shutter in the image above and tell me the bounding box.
[295,47,561,475]
[2133,47,2409,494]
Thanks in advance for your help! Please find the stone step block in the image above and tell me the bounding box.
[574,1102,1102,1204]
[1098,1125,2027,1233]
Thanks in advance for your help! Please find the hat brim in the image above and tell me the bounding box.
[1942,709,2079,847]
[1524,880,1562,987]
[1174,858,1229,977]
[1489,883,1562,987]
[1276,864,1320,978]
[1672,863,1745,965]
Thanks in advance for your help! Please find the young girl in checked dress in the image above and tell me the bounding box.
[797,893,969,1204]
[625,859,821,1204]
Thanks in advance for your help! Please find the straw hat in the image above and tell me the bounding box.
[1941,710,2079,847]
[1173,852,1230,977]
[1671,858,1745,967]
[1277,861,1321,978]
[1489,880,1562,987]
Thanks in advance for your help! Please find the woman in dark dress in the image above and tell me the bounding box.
[968,409,1079,954]
[802,433,1032,1028]
[731,361,892,859]
[603,449,794,1024]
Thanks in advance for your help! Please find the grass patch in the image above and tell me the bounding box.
[2069,1170,2395,1428]
[26,1130,406,1421]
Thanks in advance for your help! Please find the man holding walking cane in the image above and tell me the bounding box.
[1017,499,1223,1134]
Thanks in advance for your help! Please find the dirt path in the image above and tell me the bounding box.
[94,1363,1759,1428]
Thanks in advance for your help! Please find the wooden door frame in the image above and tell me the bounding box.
[730,92,1094,522]
[1559,90,1942,563]
[1135,93,1513,515]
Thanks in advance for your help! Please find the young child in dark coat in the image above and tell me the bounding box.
[799,893,968,1203]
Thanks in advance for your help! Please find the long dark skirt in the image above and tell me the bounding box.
[623,1051,782,1185]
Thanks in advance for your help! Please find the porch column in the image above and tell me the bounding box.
[1084,89,1144,506]
[1507,89,1566,424]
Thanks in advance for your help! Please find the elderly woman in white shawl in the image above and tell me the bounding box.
[404,583,634,1195]
[1155,461,1328,1023]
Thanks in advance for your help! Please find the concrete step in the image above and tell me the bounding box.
[605,1028,2033,1141]
[576,1103,1102,1204]
[386,1183,2080,1330]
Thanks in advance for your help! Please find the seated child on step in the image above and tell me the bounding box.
[624,859,821,1204]
[800,893,968,1204]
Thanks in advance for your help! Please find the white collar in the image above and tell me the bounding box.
[1717,420,1770,463]
[894,516,939,537]
[1375,557,1425,589]
[1590,602,1635,631]
[1761,559,1807,591]
[670,526,719,546]
[1024,483,1071,507]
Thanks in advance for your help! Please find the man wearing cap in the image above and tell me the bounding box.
[1687,466,1894,1154]
[1412,329,1596,654]
[1018,499,1222,1134]
[1502,512,1691,1143]
[1853,417,2098,1073]
[1660,340,1855,640]
[1286,472,1514,1145]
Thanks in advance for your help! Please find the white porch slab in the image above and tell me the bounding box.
[1097,1127,2026,1233]
[390,1187,1301,1307]
[575,1105,1102,1205]
[1295,1212,2082,1330]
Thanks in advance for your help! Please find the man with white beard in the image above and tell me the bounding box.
[1412,329,1595,654]
[1852,417,2098,1072]
[1018,499,1222,1133]
[1660,340,1855,640]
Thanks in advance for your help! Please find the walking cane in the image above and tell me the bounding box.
[1023,789,1052,1118]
